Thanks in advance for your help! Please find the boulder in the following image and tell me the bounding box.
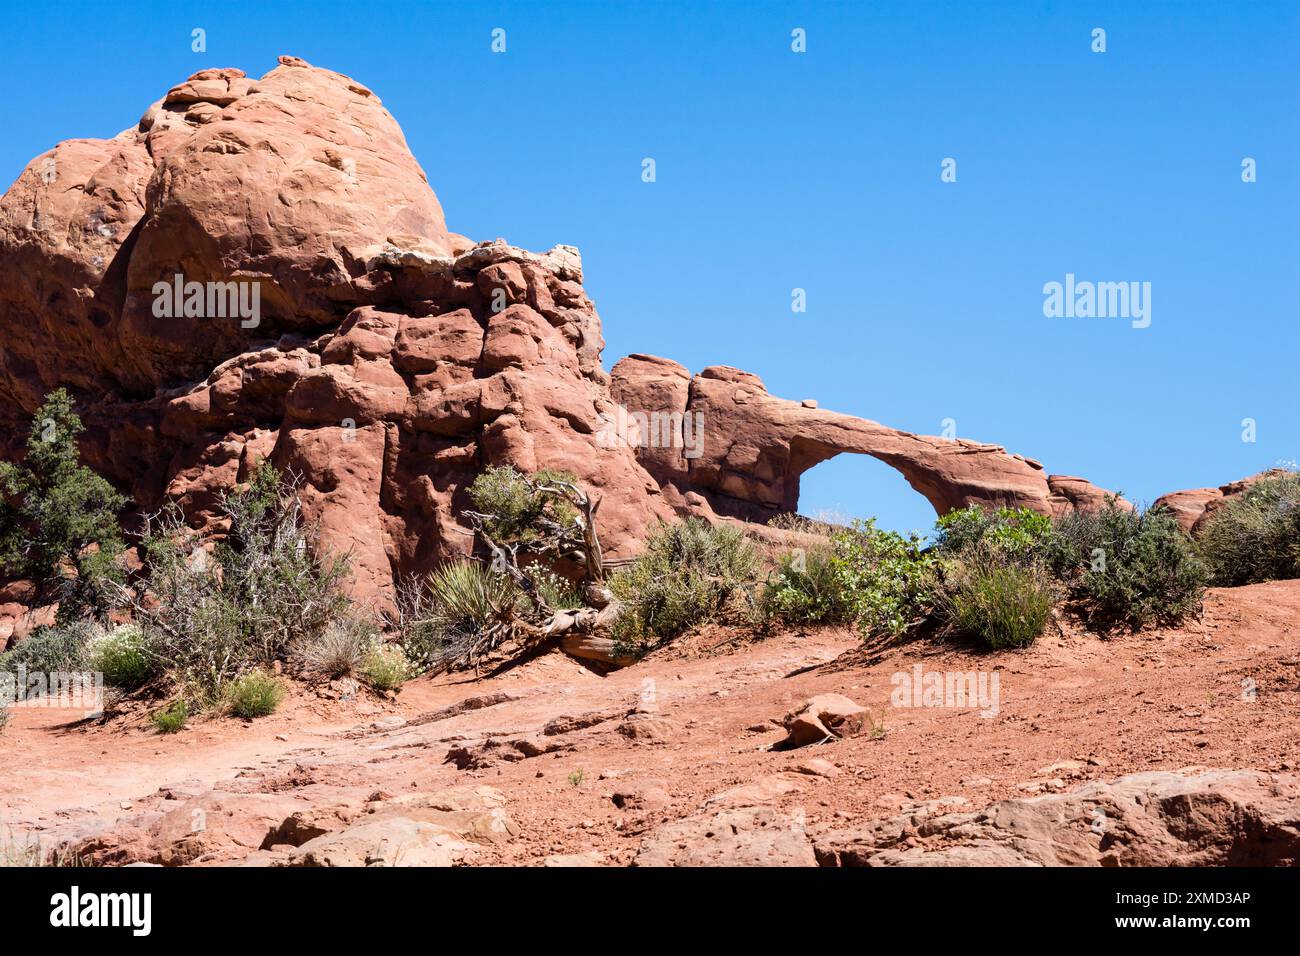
[285,785,516,867]
[635,805,817,867]
[780,694,870,748]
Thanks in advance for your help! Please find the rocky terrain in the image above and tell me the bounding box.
[1,58,1296,867]
[1,577,1297,866]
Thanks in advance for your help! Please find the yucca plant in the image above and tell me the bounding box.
[397,560,525,673]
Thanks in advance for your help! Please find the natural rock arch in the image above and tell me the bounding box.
[609,355,1120,524]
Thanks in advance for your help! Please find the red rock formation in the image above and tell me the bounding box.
[609,354,1122,523]
[0,57,1134,612]
[0,58,673,610]
[1154,468,1290,534]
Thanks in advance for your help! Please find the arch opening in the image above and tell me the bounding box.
[789,449,940,538]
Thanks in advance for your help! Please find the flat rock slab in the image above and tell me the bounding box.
[815,769,1300,867]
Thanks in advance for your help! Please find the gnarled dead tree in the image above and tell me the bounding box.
[416,469,634,673]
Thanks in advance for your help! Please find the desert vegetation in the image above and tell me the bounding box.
[761,498,1216,649]
[0,389,127,624]
[1,389,1298,737]
[609,519,758,653]
[1195,471,1300,587]
[0,394,404,725]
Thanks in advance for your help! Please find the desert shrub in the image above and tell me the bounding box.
[610,519,759,646]
[466,465,579,547]
[360,643,409,691]
[939,555,1056,649]
[830,520,938,639]
[935,505,1053,564]
[397,561,524,672]
[1048,501,1206,630]
[85,623,151,688]
[0,620,98,676]
[224,670,284,718]
[0,701,8,735]
[133,462,352,691]
[0,389,127,624]
[292,617,375,682]
[150,699,189,734]
[1196,472,1300,586]
[759,546,852,626]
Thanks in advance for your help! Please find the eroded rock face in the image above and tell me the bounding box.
[0,58,675,610]
[0,56,1140,612]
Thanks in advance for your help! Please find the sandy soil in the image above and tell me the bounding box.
[1,579,1296,865]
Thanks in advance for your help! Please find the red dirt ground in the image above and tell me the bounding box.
[1,580,1297,865]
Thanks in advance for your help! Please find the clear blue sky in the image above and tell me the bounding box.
[1,0,1296,533]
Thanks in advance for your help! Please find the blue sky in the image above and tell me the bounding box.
[1,0,1296,533]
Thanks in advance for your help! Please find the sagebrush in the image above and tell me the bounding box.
[1196,472,1300,586]
[1048,500,1206,630]
[128,462,351,692]
[611,519,758,649]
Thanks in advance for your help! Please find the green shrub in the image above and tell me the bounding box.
[85,623,151,688]
[1196,472,1300,586]
[292,617,374,682]
[150,699,189,734]
[466,465,579,546]
[830,520,938,639]
[940,556,1056,649]
[935,505,1053,564]
[224,670,284,718]
[759,546,852,625]
[610,519,758,647]
[0,621,97,676]
[0,389,127,624]
[397,560,524,671]
[1048,501,1206,630]
[0,701,9,735]
[360,643,409,691]
[133,462,351,692]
